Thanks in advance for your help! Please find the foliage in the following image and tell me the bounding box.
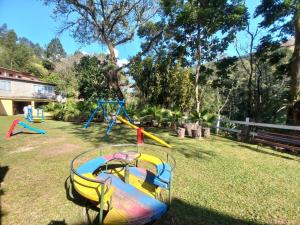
[74,55,116,101]
[46,38,66,61]
[44,98,96,121]
[255,0,300,124]
[44,0,159,99]
[131,55,194,111]
[138,0,248,111]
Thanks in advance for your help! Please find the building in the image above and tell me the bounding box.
[0,67,56,116]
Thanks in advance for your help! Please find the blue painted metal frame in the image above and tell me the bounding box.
[26,108,33,122]
[84,99,133,135]
[26,108,44,123]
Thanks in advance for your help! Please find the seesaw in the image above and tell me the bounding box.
[6,118,46,139]
[116,116,172,148]
[69,146,175,225]
[84,99,172,148]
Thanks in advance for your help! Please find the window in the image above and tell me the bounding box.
[9,74,13,77]
[0,80,11,91]
[34,85,54,95]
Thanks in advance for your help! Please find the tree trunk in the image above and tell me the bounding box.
[195,28,202,113]
[184,123,199,137]
[105,40,124,99]
[108,69,124,99]
[287,12,300,125]
[202,127,210,138]
[177,127,185,138]
[192,128,202,139]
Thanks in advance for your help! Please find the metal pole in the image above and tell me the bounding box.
[168,174,172,208]
[125,164,129,183]
[99,184,105,225]
[84,105,100,128]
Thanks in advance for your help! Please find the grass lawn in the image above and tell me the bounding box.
[0,116,299,225]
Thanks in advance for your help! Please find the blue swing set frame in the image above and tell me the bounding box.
[84,99,133,135]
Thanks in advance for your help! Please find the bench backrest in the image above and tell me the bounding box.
[256,131,300,146]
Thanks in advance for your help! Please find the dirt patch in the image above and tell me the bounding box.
[42,143,81,157]
[9,146,36,154]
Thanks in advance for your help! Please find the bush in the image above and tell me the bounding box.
[44,99,98,122]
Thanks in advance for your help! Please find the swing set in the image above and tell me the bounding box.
[84,99,133,135]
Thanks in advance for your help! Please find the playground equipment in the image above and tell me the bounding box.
[69,145,175,225]
[117,116,172,148]
[84,99,133,135]
[6,118,46,139]
[26,108,44,123]
[85,99,172,148]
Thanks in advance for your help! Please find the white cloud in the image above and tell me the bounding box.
[105,48,119,58]
[81,51,89,55]
[117,58,129,67]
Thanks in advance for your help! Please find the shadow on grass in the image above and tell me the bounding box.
[174,143,217,160]
[54,194,264,225]
[215,135,300,159]
[237,144,299,161]
[63,176,106,225]
[48,220,68,225]
[64,176,87,208]
[0,165,9,225]
[56,122,174,149]
[154,198,263,225]
[56,122,218,161]
[0,166,8,183]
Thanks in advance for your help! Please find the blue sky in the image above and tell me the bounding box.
[0,0,262,60]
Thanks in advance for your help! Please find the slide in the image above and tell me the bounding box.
[18,121,46,134]
[116,116,172,148]
[6,119,46,139]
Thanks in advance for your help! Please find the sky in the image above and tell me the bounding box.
[0,0,262,61]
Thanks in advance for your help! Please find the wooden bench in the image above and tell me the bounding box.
[254,131,300,153]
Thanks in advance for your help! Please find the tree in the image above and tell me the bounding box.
[255,0,300,124]
[46,38,66,61]
[138,0,248,112]
[44,0,159,99]
[130,53,194,111]
[0,30,35,70]
[74,55,116,100]
[19,37,45,57]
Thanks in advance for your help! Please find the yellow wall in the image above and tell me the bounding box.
[0,99,13,116]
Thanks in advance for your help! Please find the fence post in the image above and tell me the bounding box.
[241,117,250,141]
[216,115,221,135]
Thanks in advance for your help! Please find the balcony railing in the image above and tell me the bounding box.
[32,92,57,100]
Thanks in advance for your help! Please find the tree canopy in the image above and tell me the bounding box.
[46,38,66,61]
[44,0,159,99]
[255,0,300,124]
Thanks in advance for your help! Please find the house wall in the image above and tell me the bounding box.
[0,99,13,116]
[0,79,55,99]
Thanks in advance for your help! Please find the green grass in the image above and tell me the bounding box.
[0,116,299,225]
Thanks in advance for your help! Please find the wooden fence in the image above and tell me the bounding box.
[214,116,300,136]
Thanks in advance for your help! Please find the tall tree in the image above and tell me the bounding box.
[255,0,300,124]
[75,55,117,100]
[44,0,158,99]
[140,0,248,112]
[46,38,66,61]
